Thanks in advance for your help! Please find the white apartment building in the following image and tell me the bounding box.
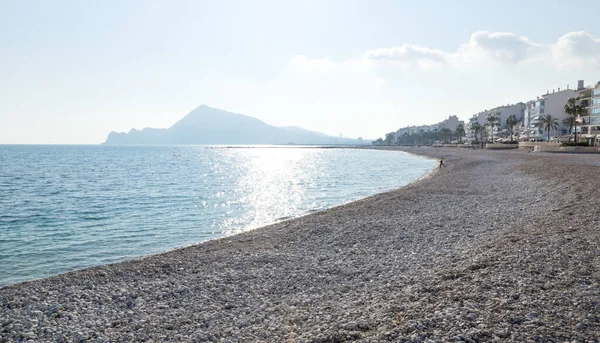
[579,81,600,140]
[391,115,465,144]
[484,103,526,140]
[464,104,524,142]
[521,100,536,138]
[491,103,526,125]
[522,86,579,140]
[589,83,600,135]
[395,124,436,137]
[465,112,487,142]
[431,115,464,132]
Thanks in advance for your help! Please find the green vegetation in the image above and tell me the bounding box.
[538,115,559,141]
[470,122,481,144]
[486,112,500,143]
[564,97,587,143]
[455,124,465,144]
[505,114,518,142]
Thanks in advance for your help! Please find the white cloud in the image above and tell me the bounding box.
[553,31,600,67]
[363,30,599,69]
[363,45,448,68]
[457,31,543,64]
[206,31,600,140]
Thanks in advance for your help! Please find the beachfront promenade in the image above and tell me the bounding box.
[1,148,598,342]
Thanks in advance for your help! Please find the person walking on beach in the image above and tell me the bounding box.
[439,157,446,169]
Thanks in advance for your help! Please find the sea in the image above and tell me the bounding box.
[0,145,434,286]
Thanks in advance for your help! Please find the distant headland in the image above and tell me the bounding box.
[103,105,366,145]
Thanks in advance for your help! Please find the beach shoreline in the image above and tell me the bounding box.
[1,147,598,342]
[0,146,431,288]
[1,147,435,289]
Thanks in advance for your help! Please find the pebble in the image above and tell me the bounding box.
[1,148,599,341]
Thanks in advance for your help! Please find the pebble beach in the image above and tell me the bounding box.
[1,147,599,342]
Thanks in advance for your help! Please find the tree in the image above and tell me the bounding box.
[563,115,577,139]
[424,130,434,145]
[440,128,452,143]
[505,114,518,142]
[486,111,500,143]
[470,122,481,144]
[564,97,587,143]
[384,132,395,145]
[538,115,559,141]
[455,124,465,143]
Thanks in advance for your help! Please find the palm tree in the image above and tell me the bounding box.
[372,138,383,145]
[440,128,452,143]
[564,97,587,143]
[384,132,395,145]
[505,115,518,142]
[455,124,465,143]
[481,125,488,143]
[402,132,410,145]
[486,111,500,143]
[538,115,559,141]
[563,115,577,139]
[564,98,578,142]
[433,128,439,143]
[470,122,481,144]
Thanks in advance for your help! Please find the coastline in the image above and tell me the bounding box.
[0,146,431,288]
[1,147,598,341]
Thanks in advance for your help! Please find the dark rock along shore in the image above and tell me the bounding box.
[1,147,599,342]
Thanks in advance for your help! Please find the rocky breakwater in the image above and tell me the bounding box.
[1,148,599,342]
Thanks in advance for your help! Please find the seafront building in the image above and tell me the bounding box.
[434,115,464,132]
[522,100,536,138]
[579,81,600,140]
[395,124,436,137]
[488,103,526,140]
[522,86,579,140]
[377,79,598,145]
[491,103,526,126]
[464,104,524,142]
[465,112,487,142]
[394,115,465,143]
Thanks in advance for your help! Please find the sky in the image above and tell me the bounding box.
[1,0,599,144]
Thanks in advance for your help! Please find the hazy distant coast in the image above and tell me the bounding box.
[103,105,367,146]
[1,148,598,341]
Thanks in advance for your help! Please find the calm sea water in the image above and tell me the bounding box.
[0,146,434,286]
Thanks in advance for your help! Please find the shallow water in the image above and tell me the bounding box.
[0,145,434,286]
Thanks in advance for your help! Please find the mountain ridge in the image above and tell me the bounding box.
[103,106,365,145]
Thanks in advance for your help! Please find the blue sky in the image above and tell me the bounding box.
[1,0,599,143]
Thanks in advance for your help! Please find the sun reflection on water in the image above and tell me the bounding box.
[221,148,323,235]
[0,145,435,286]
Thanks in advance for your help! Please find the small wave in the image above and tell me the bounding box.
[0,145,434,286]
[275,216,293,221]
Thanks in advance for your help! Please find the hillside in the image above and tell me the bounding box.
[103,106,364,145]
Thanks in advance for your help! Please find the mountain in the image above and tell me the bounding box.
[103,105,365,145]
